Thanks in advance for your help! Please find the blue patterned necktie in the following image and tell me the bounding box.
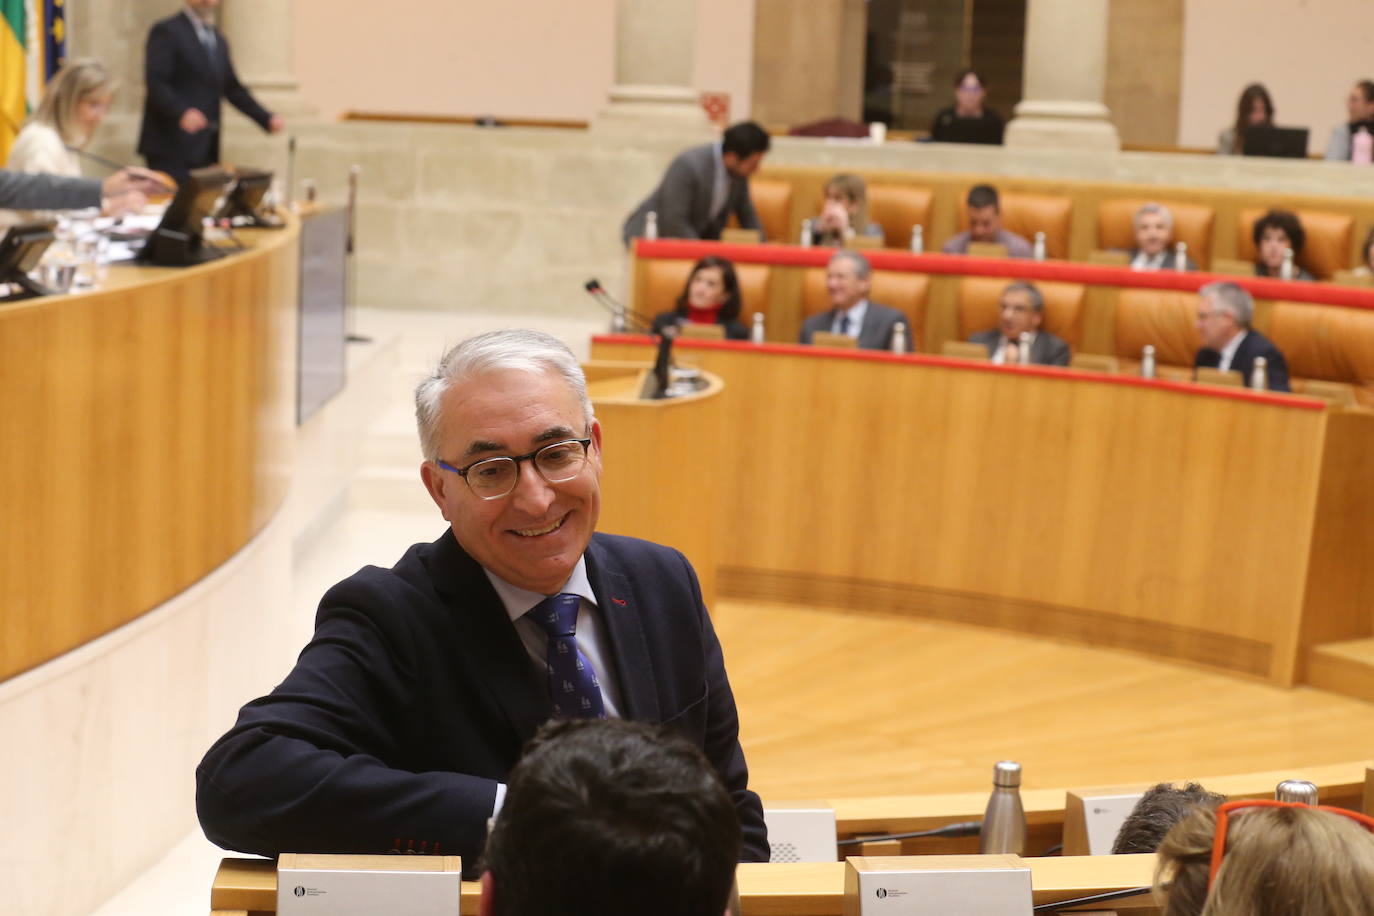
[529,593,606,719]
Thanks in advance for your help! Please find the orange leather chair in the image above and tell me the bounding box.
[867,184,934,248]
[1097,199,1216,268]
[959,191,1073,259]
[955,276,1086,349]
[1236,207,1354,280]
[1113,288,1201,367]
[641,259,773,327]
[744,179,794,244]
[801,267,930,348]
[1268,301,1374,405]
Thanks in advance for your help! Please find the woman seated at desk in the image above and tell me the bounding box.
[651,256,750,340]
[6,59,113,177]
[812,173,884,247]
[1252,209,1315,281]
[1217,83,1274,156]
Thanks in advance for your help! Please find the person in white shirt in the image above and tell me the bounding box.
[6,59,113,177]
[1127,203,1197,271]
[1192,281,1290,391]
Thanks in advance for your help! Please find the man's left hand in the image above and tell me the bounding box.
[269,114,286,134]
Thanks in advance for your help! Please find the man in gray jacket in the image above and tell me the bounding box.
[622,121,770,246]
[0,168,159,214]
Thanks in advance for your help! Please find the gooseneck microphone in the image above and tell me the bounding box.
[582,278,653,333]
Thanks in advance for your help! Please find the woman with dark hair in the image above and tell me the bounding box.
[1252,209,1314,280]
[1217,83,1274,155]
[651,256,750,340]
[929,69,1003,144]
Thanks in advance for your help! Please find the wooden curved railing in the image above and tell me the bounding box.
[0,222,300,682]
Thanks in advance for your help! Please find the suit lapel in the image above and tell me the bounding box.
[425,530,550,743]
[585,535,661,723]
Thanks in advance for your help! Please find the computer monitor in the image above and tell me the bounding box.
[217,167,283,228]
[1242,126,1310,159]
[935,117,1004,146]
[139,166,234,266]
[0,220,57,300]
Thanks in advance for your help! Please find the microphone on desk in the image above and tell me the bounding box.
[835,820,982,847]
[583,278,653,333]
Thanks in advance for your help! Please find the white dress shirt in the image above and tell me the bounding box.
[482,556,625,815]
[1130,250,1167,271]
[1217,329,1248,372]
[830,299,869,338]
[991,330,1037,365]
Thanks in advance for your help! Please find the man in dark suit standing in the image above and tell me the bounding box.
[799,250,910,350]
[622,121,770,245]
[1193,281,1290,391]
[137,0,284,182]
[970,281,1071,366]
[195,329,768,873]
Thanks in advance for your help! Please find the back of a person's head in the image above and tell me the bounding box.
[1155,803,1374,916]
[967,184,999,210]
[1112,782,1225,854]
[483,718,741,916]
[722,121,771,158]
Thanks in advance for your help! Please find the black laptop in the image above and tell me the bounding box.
[1242,126,1310,159]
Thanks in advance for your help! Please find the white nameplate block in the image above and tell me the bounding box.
[1063,788,1145,856]
[277,854,463,916]
[764,801,838,863]
[843,855,1032,916]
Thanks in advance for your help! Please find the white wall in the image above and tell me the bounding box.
[293,0,755,123]
[1178,0,1374,154]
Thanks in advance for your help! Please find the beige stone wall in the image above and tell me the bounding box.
[1178,0,1374,155]
[1105,0,1183,148]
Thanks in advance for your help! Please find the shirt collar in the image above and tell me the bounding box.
[1219,329,1248,366]
[484,556,597,623]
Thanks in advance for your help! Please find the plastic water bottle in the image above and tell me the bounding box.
[1353,127,1373,165]
[910,225,924,254]
[1141,345,1156,379]
[1033,231,1047,262]
[1251,356,1269,390]
[611,305,626,334]
[1018,331,1033,365]
[979,761,1027,855]
[1280,248,1294,280]
[800,219,814,248]
[891,323,908,354]
[645,211,659,241]
[751,312,766,344]
[1174,241,1188,271]
[1275,780,1318,805]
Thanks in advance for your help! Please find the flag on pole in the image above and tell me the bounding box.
[0,0,25,163]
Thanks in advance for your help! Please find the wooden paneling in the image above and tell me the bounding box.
[591,338,1372,685]
[1105,0,1183,147]
[970,0,1027,120]
[0,223,299,682]
[751,0,867,126]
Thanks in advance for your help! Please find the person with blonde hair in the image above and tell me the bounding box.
[6,59,114,176]
[1155,800,1374,915]
[812,173,884,246]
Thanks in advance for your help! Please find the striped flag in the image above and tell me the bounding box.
[0,0,66,163]
[0,0,24,163]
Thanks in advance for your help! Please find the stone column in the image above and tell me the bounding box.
[1003,0,1120,150]
[595,0,710,133]
[218,0,312,117]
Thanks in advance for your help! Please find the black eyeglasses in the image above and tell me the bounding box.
[435,438,593,500]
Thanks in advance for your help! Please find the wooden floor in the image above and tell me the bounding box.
[716,599,1374,801]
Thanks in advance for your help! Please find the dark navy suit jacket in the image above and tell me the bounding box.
[137,12,273,177]
[196,530,767,871]
[1194,329,1291,392]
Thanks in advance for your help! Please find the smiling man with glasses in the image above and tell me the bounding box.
[195,328,768,874]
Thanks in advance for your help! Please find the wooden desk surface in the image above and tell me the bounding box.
[0,219,300,681]
[211,854,1158,915]
[589,337,1374,686]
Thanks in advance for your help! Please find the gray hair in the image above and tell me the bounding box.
[1199,281,1254,328]
[1002,280,1045,313]
[414,329,594,460]
[828,248,871,279]
[1133,202,1175,233]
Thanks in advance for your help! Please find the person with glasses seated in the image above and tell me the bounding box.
[1154,800,1374,915]
[195,329,769,876]
[969,281,1070,366]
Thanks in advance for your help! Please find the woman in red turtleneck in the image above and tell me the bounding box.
[651,256,750,340]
